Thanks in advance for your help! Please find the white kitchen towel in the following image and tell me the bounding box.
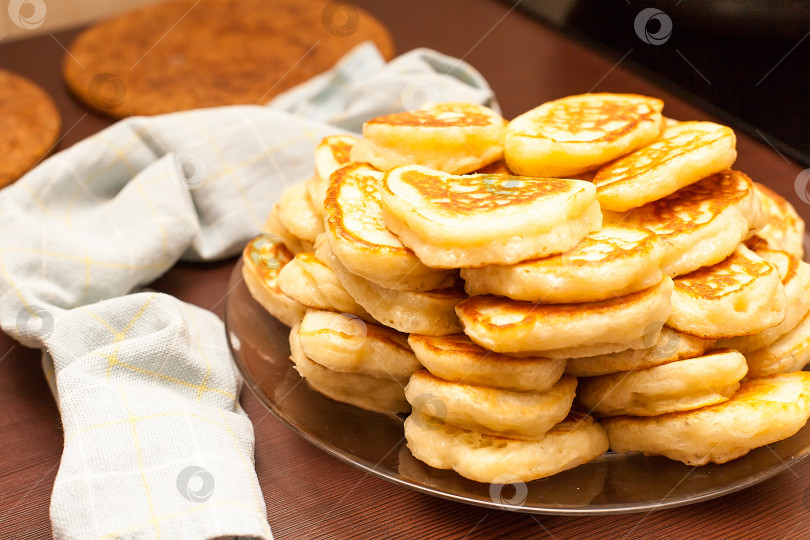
[0,43,496,540]
[268,42,500,132]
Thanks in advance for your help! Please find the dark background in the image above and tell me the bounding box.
[518,0,810,167]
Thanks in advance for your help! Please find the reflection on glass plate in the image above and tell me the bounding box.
[225,260,810,515]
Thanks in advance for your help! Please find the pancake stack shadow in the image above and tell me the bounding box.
[241,96,810,484]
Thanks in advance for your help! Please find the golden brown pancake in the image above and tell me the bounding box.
[456,277,673,356]
[261,204,312,254]
[745,309,810,378]
[719,249,810,352]
[298,309,419,379]
[277,180,324,244]
[746,182,805,259]
[604,372,810,465]
[668,245,786,339]
[277,252,369,319]
[405,369,577,440]
[608,170,762,277]
[307,135,359,218]
[351,102,505,174]
[577,349,748,417]
[396,443,608,506]
[289,323,409,413]
[408,333,566,392]
[0,69,60,188]
[316,236,464,335]
[565,327,714,377]
[461,224,663,303]
[63,0,394,117]
[661,117,681,131]
[504,93,664,177]
[594,121,737,211]
[323,163,453,291]
[381,165,601,268]
[404,410,608,483]
[241,234,305,327]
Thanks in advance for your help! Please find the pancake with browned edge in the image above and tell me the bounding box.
[594,121,736,211]
[63,0,394,117]
[504,93,663,177]
[0,69,60,188]
[382,165,601,268]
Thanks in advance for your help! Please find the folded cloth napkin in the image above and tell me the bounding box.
[268,41,500,132]
[0,43,496,540]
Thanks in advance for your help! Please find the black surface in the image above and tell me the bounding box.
[516,0,810,167]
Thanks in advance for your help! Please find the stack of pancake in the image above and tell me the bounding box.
[242,95,810,482]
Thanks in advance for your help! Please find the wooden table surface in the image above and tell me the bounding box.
[1,1,808,538]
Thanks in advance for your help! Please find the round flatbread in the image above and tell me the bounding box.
[307,135,359,217]
[261,204,313,254]
[0,70,60,188]
[63,0,394,117]
[278,181,324,245]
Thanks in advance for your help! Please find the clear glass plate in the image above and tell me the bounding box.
[225,260,810,515]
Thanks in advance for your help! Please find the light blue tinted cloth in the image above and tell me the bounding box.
[0,43,496,540]
[268,41,500,132]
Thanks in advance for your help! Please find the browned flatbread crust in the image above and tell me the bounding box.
[0,70,61,188]
[63,0,394,118]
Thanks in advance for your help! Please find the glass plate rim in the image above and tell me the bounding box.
[225,259,810,516]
